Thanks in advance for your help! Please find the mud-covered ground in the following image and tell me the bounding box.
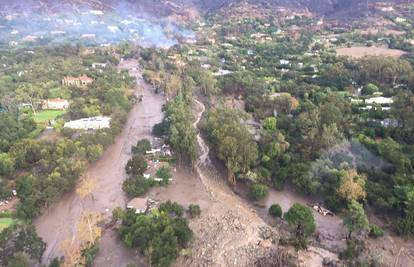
[34,59,165,266]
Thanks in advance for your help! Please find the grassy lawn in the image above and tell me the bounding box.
[33,110,66,123]
[0,218,14,231]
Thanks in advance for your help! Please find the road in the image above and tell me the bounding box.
[34,59,165,266]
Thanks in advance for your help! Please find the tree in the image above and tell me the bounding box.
[392,90,414,144]
[249,184,269,200]
[156,166,172,185]
[5,252,29,267]
[163,96,198,165]
[284,203,316,249]
[337,169,367,203]
[361,83,379,96]
[263,117,277,133]
[0,225,46,266]
[343,200,369,240]
[60,213,102,266]
[198,71,217,96]
[0,153,15,177]
[204,108,258,183]
[86,144,103,162]
[125,155,147,176]
[15,84,44,115]
[119,203,192,267]
[273,94,299,115]
[159,201,184,217]
[132,139,151,155]
[122,176,155,197]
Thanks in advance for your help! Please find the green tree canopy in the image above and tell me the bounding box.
[284,203,316,249]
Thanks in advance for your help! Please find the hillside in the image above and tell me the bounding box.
[0,0,409,20]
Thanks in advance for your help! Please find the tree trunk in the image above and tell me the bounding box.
[227,168,236,185]
[30,103,36,115]
[347,230,352,240]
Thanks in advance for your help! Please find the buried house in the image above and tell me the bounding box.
[64,116,111,130]
[126,198,157,214]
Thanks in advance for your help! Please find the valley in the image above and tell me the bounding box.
[1,1,414,267]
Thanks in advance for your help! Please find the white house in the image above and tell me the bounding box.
[64,116,111,130]
[280,59,290,65]
[92,63,107,69]
[213,69,233,76]
[43,98,69,110]
[365,96,393,105]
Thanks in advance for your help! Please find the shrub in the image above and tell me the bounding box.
[159,201,184,217]
[188,204,201,218]
[82,244,99,267]
[249,184,268,201]
[369,224,384,238]
[268,204,282,218]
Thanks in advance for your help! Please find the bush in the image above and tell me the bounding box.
[188,204,201,218]
[82,244,99,267]
[340,239,365,262]
[249,184,268,201]
[369,224,384,238]
[268,204,282,218]
[159,201,184,217]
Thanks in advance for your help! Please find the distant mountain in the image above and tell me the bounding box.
[194,0,407,18]
[0,0,408,19]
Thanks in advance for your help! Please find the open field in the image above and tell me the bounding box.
[34,110,66,123]
[336,46,407,58]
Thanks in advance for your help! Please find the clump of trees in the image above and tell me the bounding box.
[153,94,198,165]
[118,202,192,267]
[0,45,134,220]
[202,108,258,184]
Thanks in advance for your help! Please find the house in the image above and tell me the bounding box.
[127,198,149,214]
[92,63,107,69]
[43,98,69,110]
[64,116,111,130]
[213,69,233,76]
[280,59,290,65]
[365,96,393,105]
[62,75,93,87]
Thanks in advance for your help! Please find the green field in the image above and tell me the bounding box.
[33,110,66,123]
[0,218,14,231]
